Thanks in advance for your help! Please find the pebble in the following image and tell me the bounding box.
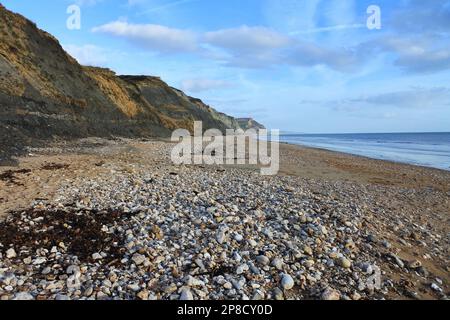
[256,255,270,266]
[6,248,17,259]
[271,258,284,270]
[273,287,284,300]
[338,257,352,269]
[92,253,102,260]
[280,274,294,290]
[131,253,146,265]
[180,288,194,300]
[321,288,341,301]
[13,292,34,300]
[0,140,445,301]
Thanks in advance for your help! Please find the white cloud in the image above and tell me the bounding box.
[180,78,232,92]
[204,26,290,53]
[92,21,198,53]
[63,44,109,66]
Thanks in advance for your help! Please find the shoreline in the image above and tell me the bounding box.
[0,138,449,300]
[278,140,450,173]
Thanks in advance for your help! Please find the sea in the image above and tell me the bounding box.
[279,132,450,171]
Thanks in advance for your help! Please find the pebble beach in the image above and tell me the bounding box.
[0,138,449,300]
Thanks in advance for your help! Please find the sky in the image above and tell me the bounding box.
[3,0,450,133]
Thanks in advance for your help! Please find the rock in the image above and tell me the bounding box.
[180,288,194,300]
[13,292,34,300]
[33,257,46,265]
[338,257,352,269]
[351,292,362,301]
[382,240,392,248]
[6,248,17,259]
[361,263,373,274]
[216,230,226,244]
[431,283,443,292]
[390,254,404,268]
[137,289,149,300]
[321,288,341,301]
[273,287,284,300]
[236,264,249,275]
[23,256,32,264]
[248,239,257,247]
[92,253,102,260]
[271,258,284,270]
[256,255,270,266]
[185,275,204,287]
[366,234,378,243]
[303,246,313,256]
[223,282,233,290]
[408,260,422,269]
[281,274,295,290]
[252,290,265,300]
[127,283,141,292]
[131,253,146,266]
[234,234,244,242]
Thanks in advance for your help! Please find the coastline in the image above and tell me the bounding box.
[0,138,449,300]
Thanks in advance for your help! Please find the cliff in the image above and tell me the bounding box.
[0,4,250,163]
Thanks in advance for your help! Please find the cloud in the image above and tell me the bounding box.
[390,0,450,34]
[92,21,198,53]
[367,36,450,74]
[350,87,450,109]
[63,44,109,66]
[180,78,233,92]
[91,21,359,71]
[306,87,450,113]
[204,26,290,53]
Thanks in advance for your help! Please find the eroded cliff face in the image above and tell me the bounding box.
[0,4,247,162]
[237,118,266,131]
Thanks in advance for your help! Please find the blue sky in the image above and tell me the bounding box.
[3,0,450,133]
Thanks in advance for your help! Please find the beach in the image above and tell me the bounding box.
[0,138,449,300]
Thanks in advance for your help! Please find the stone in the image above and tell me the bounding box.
[223,282,233,290]
[131,253,146,266]
[273,288,284,300]
[303,246,313,256]
[271,258,284,270]
[236,264,249,275]
[23,257,32,264]
[216,230,226,244]
[361,263,373,274]
[33,257,46,265]
[180,288,194,300]
[431,283,443,292]
[281,274,294,290]
[137,289,149,300]
[338,257,352,269]
[256,255,270,266]
[13,292,34,300]
[6,248,17,259]
[92,253,102,260]
[408,260,422,269]
[321,288,341,300]
[390,254,404,268]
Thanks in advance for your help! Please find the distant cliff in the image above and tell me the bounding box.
[0,4,257,162]
[237,118,266,131]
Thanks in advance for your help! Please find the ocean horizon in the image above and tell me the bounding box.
[279,132,450,171]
